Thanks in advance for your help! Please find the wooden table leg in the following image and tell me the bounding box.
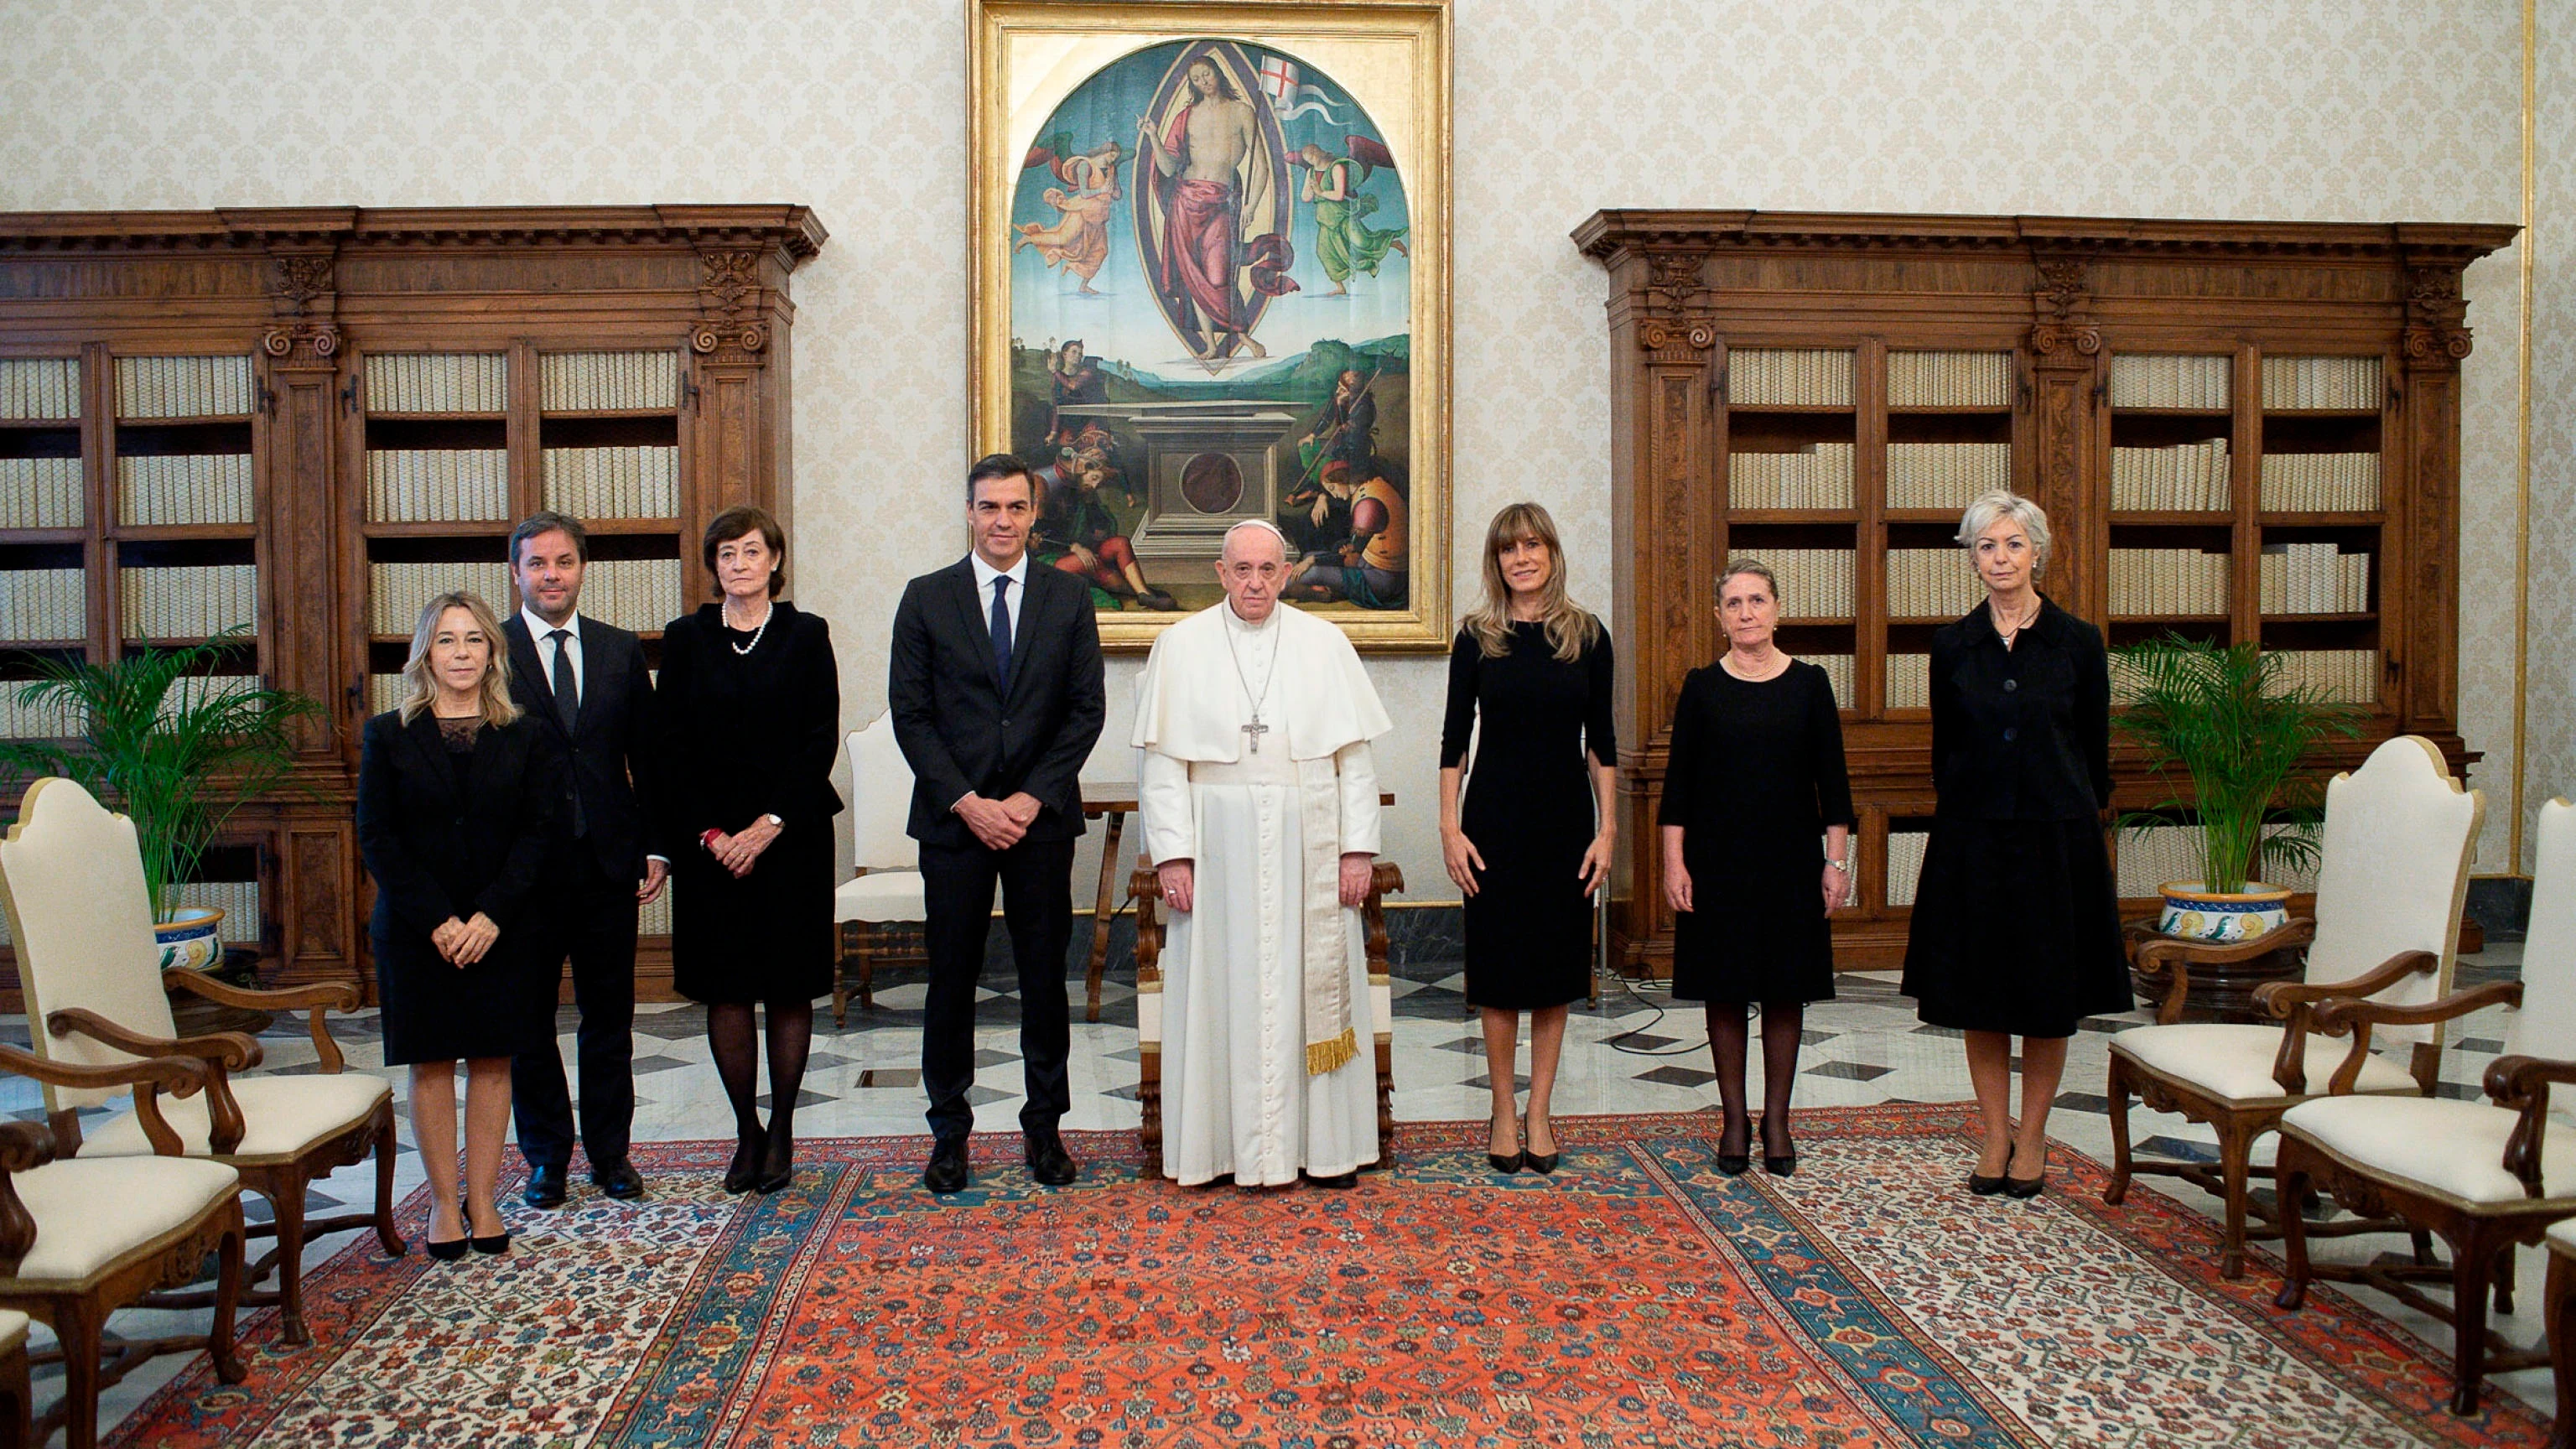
[1084,809,1126,1023]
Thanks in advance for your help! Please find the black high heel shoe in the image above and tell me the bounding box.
[1760,1118,1796,1178]
[1521,1116,1559,1176]
[754,1123,796,1195]
[1487,1114,1523,1175]
[471,1231,512,1255]
[1716,1117,1751,1177]
[423,1235,470,1262]
[723,1132,762,1195]
[2003,1145,2047,1200]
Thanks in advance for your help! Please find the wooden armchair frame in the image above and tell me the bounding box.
[0,1057,247,1449]
[2273,984,2562,1416]
[38,972,398,1348]
[2105,932,2444,1280]
[1128,860,1402,1180]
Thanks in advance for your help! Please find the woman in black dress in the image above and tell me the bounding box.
[1659,558,1854,1177]
[356,591,564,1259]
[1901,490,2127,1200]
[659,506,844,1195]
[1439,502,1615,1176]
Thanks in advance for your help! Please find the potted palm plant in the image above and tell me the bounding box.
[0,630,324,969]
[2111,634,2367,942]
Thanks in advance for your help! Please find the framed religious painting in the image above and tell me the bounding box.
[970,0,1452,652]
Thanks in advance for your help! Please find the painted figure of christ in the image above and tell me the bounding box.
[1137,57,1296,359]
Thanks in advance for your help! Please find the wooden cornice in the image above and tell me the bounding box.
[0,205,828,263]
[1573,209,2518,265]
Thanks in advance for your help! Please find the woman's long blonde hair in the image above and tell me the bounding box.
[397,590,523,728]
[1462,501,1600,662]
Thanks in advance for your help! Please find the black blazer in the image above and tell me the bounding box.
[356,709,567,942]
[654,600,844,843]
[889,558,1105,848]
[502,612,665,878]
[1929,595,2112,823]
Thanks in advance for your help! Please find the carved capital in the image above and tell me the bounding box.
[273,254,335,309]
[2403,324,2473,367]
[2033,257,2090,323]
[2029,322,2102,362]
[1635,251,1716,357]
[695,249,771,366]
[261,323,342,370]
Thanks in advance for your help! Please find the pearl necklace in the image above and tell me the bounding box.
[724,597,774,655]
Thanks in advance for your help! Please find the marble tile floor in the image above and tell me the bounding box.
[8,941,2558,1441]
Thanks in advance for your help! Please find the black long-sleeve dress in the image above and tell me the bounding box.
[356,710,565,1065]
[657,600,844,1005]
[1440,619,1615,1010]
[1658,659,1855,1004]
[1900,595,2130,1037]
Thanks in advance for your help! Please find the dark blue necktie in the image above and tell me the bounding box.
[989,575,1014,688]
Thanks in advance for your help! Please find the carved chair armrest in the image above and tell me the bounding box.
[0,1042,210,1156]
[2135,920,2315,1026]
[2484,1054,2576,1199]
[46,1009,262,1072]
[1362,863,1405,981]
[0,1120,55,1276]
[1127,865,1166,986]
[43,1010,252,1154]
[2255,948,2440,1094]
[165,969,359,1074]
[2309,979,2525,1095]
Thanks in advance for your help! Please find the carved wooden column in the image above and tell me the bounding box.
[688,247,792,598]
[2395,253,2473,738]
[2026,254,2103,615]
[259,242,361,986]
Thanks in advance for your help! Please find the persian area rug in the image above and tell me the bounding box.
[111,1105,2547,1447]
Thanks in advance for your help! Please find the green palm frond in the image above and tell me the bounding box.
[0,629,325,920]
[2111,635,2366,894]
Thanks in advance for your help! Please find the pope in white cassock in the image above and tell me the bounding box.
[1133,520,1392,1188]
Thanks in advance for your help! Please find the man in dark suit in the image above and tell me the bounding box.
[891,454,1106,1193]
[502,511,665,1207]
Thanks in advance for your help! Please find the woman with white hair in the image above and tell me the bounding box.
[1900,490,2127,1200]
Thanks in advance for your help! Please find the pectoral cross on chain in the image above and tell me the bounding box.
[1242,717,1270,754]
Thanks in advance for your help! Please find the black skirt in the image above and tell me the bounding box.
[1900,816,2130,1037]
[374,932,552,1066]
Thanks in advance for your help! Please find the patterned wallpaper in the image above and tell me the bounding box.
[2529,7,2575,866]
[0,0,2546,889]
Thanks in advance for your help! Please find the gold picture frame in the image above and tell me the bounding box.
[970,0,1452,652]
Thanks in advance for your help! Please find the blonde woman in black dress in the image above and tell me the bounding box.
[1660,559,1853,1176]
[1439,503,1616,1175]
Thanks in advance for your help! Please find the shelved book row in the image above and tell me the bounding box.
[538,351,683,413]
[1887,652,1932,709]
[0,456,84,527]
[574,558,686,636]
[2259,452,2381,512]
[1887,351,2012,409]
[0,568,86,641]
[366,449,510,523]
[2112,823,2324,899]
[2108,548,2231,617]
[121,453,254,527]
[2259,544,2371,615]
[0,358,80,420]
[1886,442,2011,511]
[114,355,253,419]
[2262,356,2381,412]
[1757,549,1855,618]
[2272,648,2376,704]
[640,890,672,937]
[2110,440,2231,512]
[1728,443,1852,510]
[1886,548,1982,621]
[1726,349,1854,408]
[2108,355,2231,411]
[1808,653,1854,709]
[158,674,257,718]
[121,564,257,640]
[365,353,508,415]
[542,446,682,520]
[368,561,517,636]
[0,680,77,739]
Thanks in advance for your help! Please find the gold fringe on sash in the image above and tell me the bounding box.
[1306,1026,1359,1077]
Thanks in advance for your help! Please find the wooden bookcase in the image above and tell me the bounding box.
[0,205,827,1002]
[1575,210,2516,976]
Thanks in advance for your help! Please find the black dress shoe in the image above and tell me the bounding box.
[2003,1148,2048,1199]
[423,1236,470,1263]
[471,1231,512,1255]
[592,1161,647,1201]
[1306,1170,1358,1190]
[1026,1131,1078,1187]
[522,1163,568,1210]
[723,1135,761,1195]
[1523,1118,1560,1176]
[923,1138,970,1195]
[1488,1114,1522,1175]
[753,1124,796,1195]
[1967,1172,2007,1196]
[1760,1121,1795,1178]
[1716,1119,1751,1176]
